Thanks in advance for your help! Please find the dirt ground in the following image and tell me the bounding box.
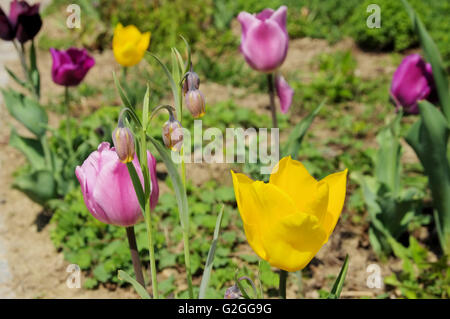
[0,21,410,299]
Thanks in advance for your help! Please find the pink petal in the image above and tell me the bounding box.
[269,5,288,35]
[275,74,294,114]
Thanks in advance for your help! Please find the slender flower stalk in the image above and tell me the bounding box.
[279,270,287,299]
[267,73,278,128]
[126,226,145,287]
[64,86,74,158]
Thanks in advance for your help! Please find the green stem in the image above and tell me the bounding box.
[279,270,287,299]
[140,129,159,298]
[126,226,145,288]
[65,87,74,158]
[267,73,278,129]
[177,79,193,299]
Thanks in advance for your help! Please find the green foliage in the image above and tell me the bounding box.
[385,236,450,298]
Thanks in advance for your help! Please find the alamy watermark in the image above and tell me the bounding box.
[366,4,381,29]
[169,120,280,174]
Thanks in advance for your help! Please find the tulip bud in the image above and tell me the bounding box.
[185,89,206,118]
[162,115,183,152]
[224,285,242,299]
[182,71,200,95]
[112,124,135,163]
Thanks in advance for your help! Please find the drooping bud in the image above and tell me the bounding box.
[162,114,183,152]
[112,119,135,163]
[185,89,206,118]
[182,71,200,95]
[224,285,242,299]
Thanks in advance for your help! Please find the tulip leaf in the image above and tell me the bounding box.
[9,128,46,170]
[401,0,450,122]
[1,88,47,137]
[12,169,56,206]
[29,40,40,97]
[117,270,150,299]
[328,254,349,299]
[198,205,224,299]
[147,136,189,231]
[180,35,191,74]
[405,100,450,253]
[126,162,146,214]
[4,67,31,92]
[148,53,181,118]
[142,84,150,133]
[113,71,134,110]
[283,98,326,158]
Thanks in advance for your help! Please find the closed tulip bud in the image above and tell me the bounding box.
[50,48,95,87]
[162,115,183,152]
[390,54,435,115]
[112,125,135,163]
[113,23,150,67]
[275,74,294,114]
[185,89,206,118]
[182,71,200,95]
[76,142,159,227]
[237,6,288,72]
[9,0,42,43]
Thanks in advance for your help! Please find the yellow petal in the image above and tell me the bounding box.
[320,169,348,235]
[269,156,329,221]
[261,212,327,272]
[112,24,148,67]
[138,32,151,54]
[231,171,299,261]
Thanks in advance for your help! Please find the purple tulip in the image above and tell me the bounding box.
[390,54,435,114]
[75,142,159,227]
[50,47,95,87]
[237,6,288,72]
[275,74,294,114]
[0,0,43,43]
[0,8,15,40]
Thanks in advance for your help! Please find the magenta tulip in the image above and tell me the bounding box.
[0,0,42,42]
[50,47,95,87]
[75,142,159,227]
[275,74,293,114]
[390,54,435,114]
[237,6,288,72]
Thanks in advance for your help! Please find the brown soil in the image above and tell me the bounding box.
[0,27,414,298]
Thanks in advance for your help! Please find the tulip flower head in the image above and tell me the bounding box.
[113,23,150,67]
[182,71,200,95]
[0,0,42,42]
[390,54,435,115]
[231,156,347,272]
[185,89,206,118]
[50,47,95,87]
[76,142,159,227]
[237,6,288,72]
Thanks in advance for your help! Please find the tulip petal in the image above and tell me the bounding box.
[262,212,327,272]
[269,5,288,35]
[237,12,258,40]
[269,156,322,212]
[240,19,288,72]
[275,74,294,113]
[256,9,274,21]
[320,169,348,235]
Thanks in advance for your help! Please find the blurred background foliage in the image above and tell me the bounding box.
[27,0,450,298]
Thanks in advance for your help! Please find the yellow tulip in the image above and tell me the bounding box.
[231,156,348,272]
[112,23,151,67]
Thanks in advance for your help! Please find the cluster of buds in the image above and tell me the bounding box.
[183,68,205,118]
[112,115,135,163]
[162,112,183,152]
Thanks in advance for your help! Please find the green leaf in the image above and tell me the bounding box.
[113,71,134,110]
[179,35,191,74]
[148,136,189,230]
[328,254,349,299]
[198,205,224,299]
[118,270,150,299]
[142,84,150,131]
[126,162,145,213]
[283,99,325,158]
[4,67,31,91]
[405,101,450,253]
[1,89,47,137]
[401,0,450,121]
[12,169,56,205]
[9,128,46,169]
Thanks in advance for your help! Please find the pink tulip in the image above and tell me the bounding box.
[75,142,159,227]
[237,6,288,72]
[275,74,294,113]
